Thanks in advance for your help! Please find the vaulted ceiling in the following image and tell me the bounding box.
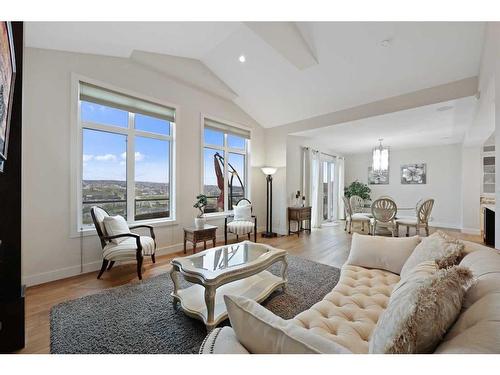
[26,22,485,128]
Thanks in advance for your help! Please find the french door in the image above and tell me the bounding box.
[322,161,336,222]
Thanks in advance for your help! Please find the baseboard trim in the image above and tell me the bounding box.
[461,228,481,235]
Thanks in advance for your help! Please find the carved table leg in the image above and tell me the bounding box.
[204,285,216,332]
[169,265,180,306]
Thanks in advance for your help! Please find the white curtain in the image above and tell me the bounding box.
[337,157,345,220]
[310,150,323,228]
[302,148,312,205]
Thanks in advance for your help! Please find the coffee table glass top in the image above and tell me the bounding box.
[172,241,285,280]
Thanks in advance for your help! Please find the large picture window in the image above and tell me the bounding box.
[79,82,175,228]
[202,118,250,214]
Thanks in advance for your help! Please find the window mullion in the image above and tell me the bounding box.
[223,133,229,212]
[126,113,135,222]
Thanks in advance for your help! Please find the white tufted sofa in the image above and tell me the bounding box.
[200,239,500,354]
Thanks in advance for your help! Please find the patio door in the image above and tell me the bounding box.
[322,160,336,222]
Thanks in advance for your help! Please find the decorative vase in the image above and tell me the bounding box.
[194,216,206,229]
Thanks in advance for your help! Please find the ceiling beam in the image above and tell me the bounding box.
[271,76,478,135]
[245,22,317,70]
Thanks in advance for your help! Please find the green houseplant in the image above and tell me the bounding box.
[193,194,208,228]
[344,181,371,201]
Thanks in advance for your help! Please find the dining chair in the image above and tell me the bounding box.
[396,198,434,236]
[370,197,397,237]
[343,196,371,234]
[349,195,365,213]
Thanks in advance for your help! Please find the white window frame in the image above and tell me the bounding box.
[200,114,252,218]
[70,74,178,237]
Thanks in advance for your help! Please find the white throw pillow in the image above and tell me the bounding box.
[103,215,131,244]
[346,233,421,275]
[369,263,473,354]
[233,201,252,221]
[400,231,464,278]
[224,295,351,354]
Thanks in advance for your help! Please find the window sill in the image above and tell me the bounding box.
[71,218,178,238]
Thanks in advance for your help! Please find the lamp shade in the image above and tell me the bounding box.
[261,167,277,176]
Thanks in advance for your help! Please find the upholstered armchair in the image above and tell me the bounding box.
[370,198,397,237]
[343,196,371,234]
[396,198,434,236]
[349,195,365,214]
[90,206,156,280]
[224,198,257,244]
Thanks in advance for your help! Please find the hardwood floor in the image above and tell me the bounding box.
[18,224,482,354]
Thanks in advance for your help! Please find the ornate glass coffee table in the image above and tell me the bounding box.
[170,241,288,331]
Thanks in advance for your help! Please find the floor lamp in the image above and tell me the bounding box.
[261,167,277,238]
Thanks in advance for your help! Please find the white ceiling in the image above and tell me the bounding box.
[26,22,485,128]
[292,96,478,154]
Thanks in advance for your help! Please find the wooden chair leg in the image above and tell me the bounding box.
[107,260,115,271]
[348,221,352,234]
[151,253,156,263]
[372,222,376,236]
[425,224,429,236]
[97,259,108,279]
[406,226,410,237]
[247,233,251,240]
[224,227,228,245]
[137,255,143,280]
[344,220,347,231]
[236,234,239,242]
[362,222,365,232]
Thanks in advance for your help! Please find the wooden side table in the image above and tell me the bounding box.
[288,206,312,236]
[184,224,218,254]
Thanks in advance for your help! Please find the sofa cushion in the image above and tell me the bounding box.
[224,295,350,354]
[400,231,464,278]
[369,264,473,353]
[292,264,400,353]
[346,233,420,275]
[435,248,500,354]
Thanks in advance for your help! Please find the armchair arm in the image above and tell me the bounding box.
[129,224,156,240]
[102,233,142,253]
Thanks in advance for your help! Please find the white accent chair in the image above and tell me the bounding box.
[396,198,434,237]
[343,196,371,234]
[224,198,257,244]
[90,206,156,280]
[349,195,365,214]
[370,198,397,237]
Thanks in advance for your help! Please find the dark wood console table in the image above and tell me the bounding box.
[183,224,217,254]
[288,206,312,236]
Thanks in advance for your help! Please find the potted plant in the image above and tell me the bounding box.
[344,181,371,202]
[193,194,208,228]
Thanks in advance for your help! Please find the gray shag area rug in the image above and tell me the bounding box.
[50,255,340,354]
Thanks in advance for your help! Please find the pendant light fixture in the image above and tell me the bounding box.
[372,138,389,173]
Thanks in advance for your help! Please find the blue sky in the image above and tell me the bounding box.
[82,102,170,183]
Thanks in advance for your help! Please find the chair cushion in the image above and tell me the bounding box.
[351,213,371,221]
[346,233,420,274]
[395,217,417,225]
[400,231,464,278]
[233,201,252,221]
[103,236,155,261]
[292,264,400,353]
[91,206,109,237]
[224,295,351,354]
[369,263,473,353]
[103,215,131,244]
[227,220,254,235]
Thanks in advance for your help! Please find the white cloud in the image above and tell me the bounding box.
[95,154,117,162]
[119,161,126,166]
[83,154,94,162]
[120,152,145,162]
[134,152,145,161]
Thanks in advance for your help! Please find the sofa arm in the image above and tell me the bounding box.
[199,327,250,354]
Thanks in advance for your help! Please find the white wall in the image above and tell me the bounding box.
[461,146,482,234]
[344,144,463,229]
[22,47,266,286]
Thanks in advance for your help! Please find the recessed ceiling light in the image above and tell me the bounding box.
[239,55,246,63]
[437,105,454,112]
[380,39,392,47]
